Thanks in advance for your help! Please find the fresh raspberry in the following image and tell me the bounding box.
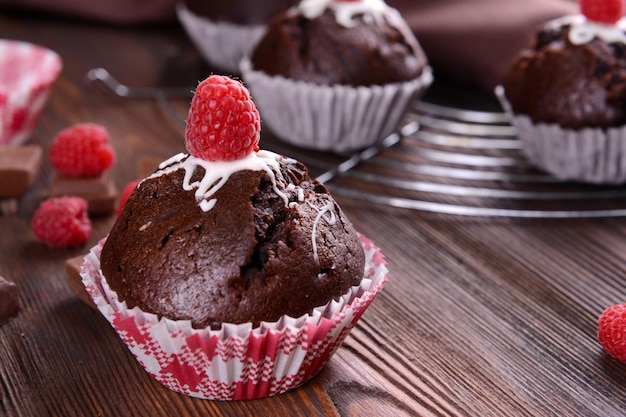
[184,75,260,162]
[31,197,91,248]
[49,123,116,177]
[116,179,141,216]
[597,303,626,363]
[580,0,624,24]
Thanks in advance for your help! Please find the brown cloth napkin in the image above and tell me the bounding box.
[388,0,577,92]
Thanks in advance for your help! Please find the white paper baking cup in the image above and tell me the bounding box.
[0,40,62,146]
[496,85,626,184]
[80,233,387,400]
[177,3,267,74]
[240,57,433,152]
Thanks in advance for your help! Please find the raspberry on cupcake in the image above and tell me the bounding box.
[184,75,260,161]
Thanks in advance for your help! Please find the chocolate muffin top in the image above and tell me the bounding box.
[100,152,365,329]
[183,0,298,25]
[502,15,626,129]
[250,0,428,87]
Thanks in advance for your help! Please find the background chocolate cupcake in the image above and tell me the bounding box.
[240,0,433,152]
[498,0,626,184]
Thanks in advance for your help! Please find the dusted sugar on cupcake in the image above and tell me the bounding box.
[240,0,433,151]
[497,0,626,184]
[177,0,298,73]
[80,75,388,400]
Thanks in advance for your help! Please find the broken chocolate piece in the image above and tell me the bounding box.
[0,276,19,324]
[50,170,118,216]
[0,145,43,198]
[65,255,95,307]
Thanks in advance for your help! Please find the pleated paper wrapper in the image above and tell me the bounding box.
[496,85,626,185]
[240,57,433,152]
[80,233,387,400]
[0,40,62,145]
[177,3,266,75]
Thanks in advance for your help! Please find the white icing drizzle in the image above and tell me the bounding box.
[298,0,399,28]
[310,200,337,262]
[148,150,293,212]
[545,14,626,45]
[150,149,343,265]
[159,152,186,169]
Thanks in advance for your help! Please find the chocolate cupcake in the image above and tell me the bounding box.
[100,153,365,329]
[498,1,626,184]
[80,75,387,400]
[240,0,432,152]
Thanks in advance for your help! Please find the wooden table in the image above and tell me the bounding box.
[1,10,626,417]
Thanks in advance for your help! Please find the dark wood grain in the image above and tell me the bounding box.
[1,9,626,417]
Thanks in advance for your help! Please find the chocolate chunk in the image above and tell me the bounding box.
[65,255,95,308]
[50,171,118,216]
[0,145,43,198]
[0,276,19,324]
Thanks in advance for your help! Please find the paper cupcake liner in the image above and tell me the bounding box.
[0,40,62,146]
[177,3,267,75]
[240,57,433,152]
[80,233,387,400]
[496,85,626,184]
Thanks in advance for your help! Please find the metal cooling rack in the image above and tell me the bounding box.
[87,67,626,218]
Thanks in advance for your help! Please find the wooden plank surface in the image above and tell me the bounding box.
[1,10,625,417]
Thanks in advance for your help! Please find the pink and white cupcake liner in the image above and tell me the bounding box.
[80,233,387,400]
[0,40,62,146]
[240,57,433,152]
[496,85,626,185]
[177,3,267,75]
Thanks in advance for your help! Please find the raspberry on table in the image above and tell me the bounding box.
[597,303,626,363]
[184,75,260,162]
[49,123,116,178]
[580,0,624,24]
[31,196,91,248]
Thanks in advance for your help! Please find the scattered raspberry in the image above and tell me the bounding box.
[580,0,624,24]
[31,197,91,248]
[184,75,260,162]
[49,123,116,177]
[116,179,141,216]
[597,303,626,363]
